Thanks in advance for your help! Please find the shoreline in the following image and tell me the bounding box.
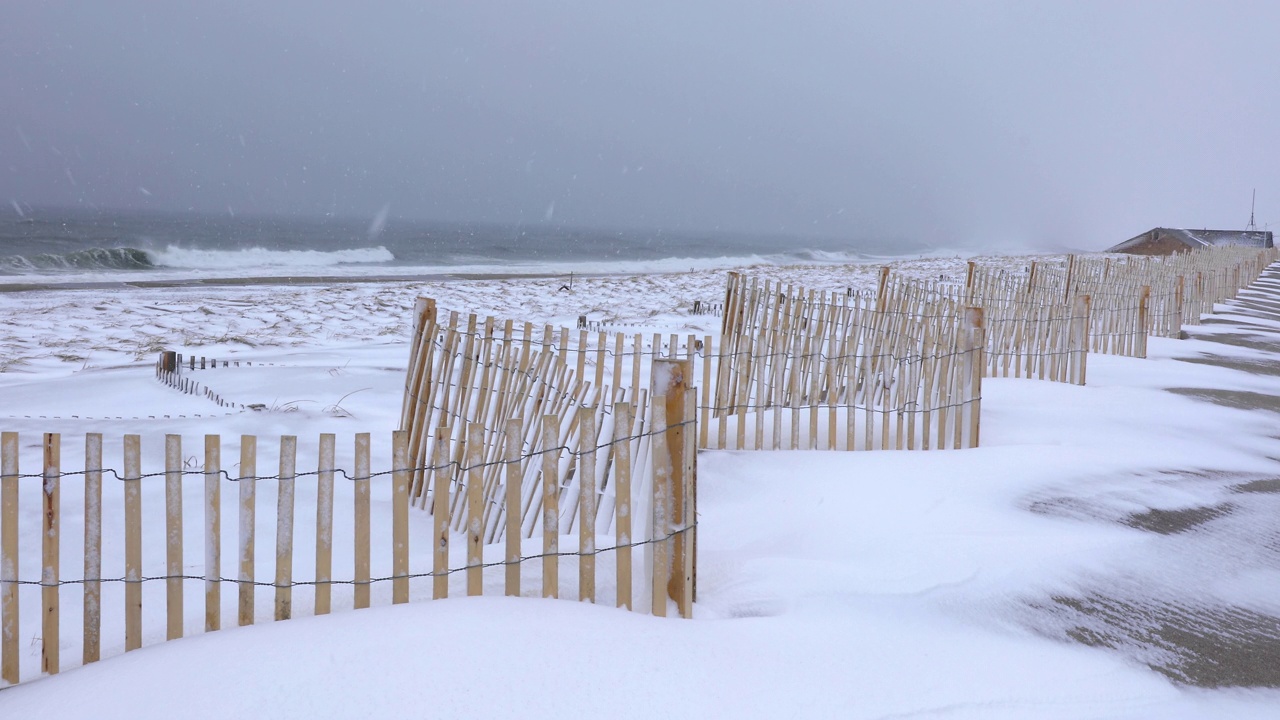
[0,270,601,293]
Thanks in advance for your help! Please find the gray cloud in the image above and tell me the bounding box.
[3,1,1279,249]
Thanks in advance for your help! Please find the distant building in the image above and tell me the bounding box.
[1107,228,1274,255]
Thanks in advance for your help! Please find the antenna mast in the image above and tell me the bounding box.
[1247,189,1257,231]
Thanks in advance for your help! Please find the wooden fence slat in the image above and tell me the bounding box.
[614,402,633,610]
[504,419,522,597]
[650,399,670,618]
[237,435,256,627]
[42,433,59,675]
[392,431,410,604]
[541,415,559,599]
[314,434,335,615]
[274,436,297,621]
[164,434,183,641]
[84,433,103,663]
[124,434,143,650]
[204,435,221,632]
[354,433,371,610]
[432,426,451,600]
[467,423,484,596]
[578,407,597,603]
[0,432,16,685]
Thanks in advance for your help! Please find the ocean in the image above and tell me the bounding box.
[0,207,928,284]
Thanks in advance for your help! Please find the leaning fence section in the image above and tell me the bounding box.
[715,273,985,452]
[0,423,695,687]
[398,300,705,546]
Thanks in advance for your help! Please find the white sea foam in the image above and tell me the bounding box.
[147,244,395,270]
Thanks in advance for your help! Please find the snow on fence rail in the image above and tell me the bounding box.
[0,422,695,686]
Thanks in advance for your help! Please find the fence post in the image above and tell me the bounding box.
[652,358,694,618]
[1174,276,1185,335]
[1070,295,1091,386]
[164,434,183,640]
[392,430,410,605]
[314,434,334,615]
[84,433,103,664]
[42,433,59,675]
[876,266,890,312]
[237,435,256,627]
[204,435,221,632]
[1137,285,1151,359]
[963,309,985,449]
[274,436,297,621]
[124,434,143,650]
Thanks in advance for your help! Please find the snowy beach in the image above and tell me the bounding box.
[0,257,1278,718]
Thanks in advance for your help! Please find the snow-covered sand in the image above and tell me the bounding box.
[1,256,1279,718]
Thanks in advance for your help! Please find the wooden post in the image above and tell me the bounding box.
[963,308,985,448]
[541,415,559,599]
[0,432,15,685]
[204,435,221,632]
[614,402,634,610]
[466,423,484,596]
[432,426,451,600]
[392,431,410,604]
[652,357,694,618]
[237,435,256,627]
[124,434,143,650]
[578,407,597,603]
[164,434,183,640]
[1070,295,1091,386]
[42,433,59,675]
[314,434,334,615]
[354,433,371,609]
[274,436,297,621]
[83,433,103,664]
[1174,275,1185,335]
[876,266,890,312]
[504,419,523,598]
[1137,285,1151,359]
[1063,254,1076,302]
[650,398,671,617]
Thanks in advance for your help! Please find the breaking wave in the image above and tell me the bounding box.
[148,245,395,269]
[0,247,155,272]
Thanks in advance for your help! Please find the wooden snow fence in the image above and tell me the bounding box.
[399,300,700,596]
[959,263,1091,383]
[0,424,694,686]
[960,247,1278,361]
[715,273,985,452]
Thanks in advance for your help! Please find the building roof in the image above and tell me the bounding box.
[1107,228,1273,253]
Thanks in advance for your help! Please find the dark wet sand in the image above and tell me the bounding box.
[1023,265,1280,689]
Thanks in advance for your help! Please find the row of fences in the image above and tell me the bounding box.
[0,422,694,685]
[964,247,1278,358]
[400,248,1276,465]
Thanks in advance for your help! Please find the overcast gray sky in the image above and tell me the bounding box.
[3,1,1279,248]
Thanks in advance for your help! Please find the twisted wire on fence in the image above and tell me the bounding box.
[2,523,698,590]
[0,419,696,487]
